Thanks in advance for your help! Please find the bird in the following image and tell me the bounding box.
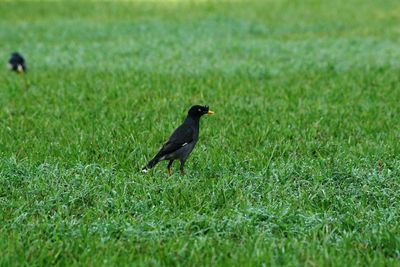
[142,105,214,175]
[8,52,27,73]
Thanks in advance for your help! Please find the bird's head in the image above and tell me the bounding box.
[10,52,23,61]
[188,105,214,118]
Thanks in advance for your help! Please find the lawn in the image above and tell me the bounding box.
[1,0,400,266]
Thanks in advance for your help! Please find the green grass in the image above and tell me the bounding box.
[1,0,400,266]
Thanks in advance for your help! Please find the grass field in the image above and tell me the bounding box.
[1,0,400,266]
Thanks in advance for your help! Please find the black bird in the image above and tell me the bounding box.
[142,105,214,175]
[8,52,26,73]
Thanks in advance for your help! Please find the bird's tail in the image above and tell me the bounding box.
[141,158,159,173]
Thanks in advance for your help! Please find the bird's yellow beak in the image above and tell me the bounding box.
[207,110,215,115]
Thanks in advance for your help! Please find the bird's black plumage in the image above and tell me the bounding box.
[8,52,26,73]
[142,105,214,175]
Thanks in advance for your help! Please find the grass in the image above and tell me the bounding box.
[1,0,400,266]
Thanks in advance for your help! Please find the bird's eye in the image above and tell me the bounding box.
[198,109,201,112]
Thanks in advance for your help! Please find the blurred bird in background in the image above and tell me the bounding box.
[8,52,27,73]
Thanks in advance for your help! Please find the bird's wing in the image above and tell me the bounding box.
[154,123,195,159]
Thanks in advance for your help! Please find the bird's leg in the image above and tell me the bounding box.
[179,160,185,175]
[167,160,174,176]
